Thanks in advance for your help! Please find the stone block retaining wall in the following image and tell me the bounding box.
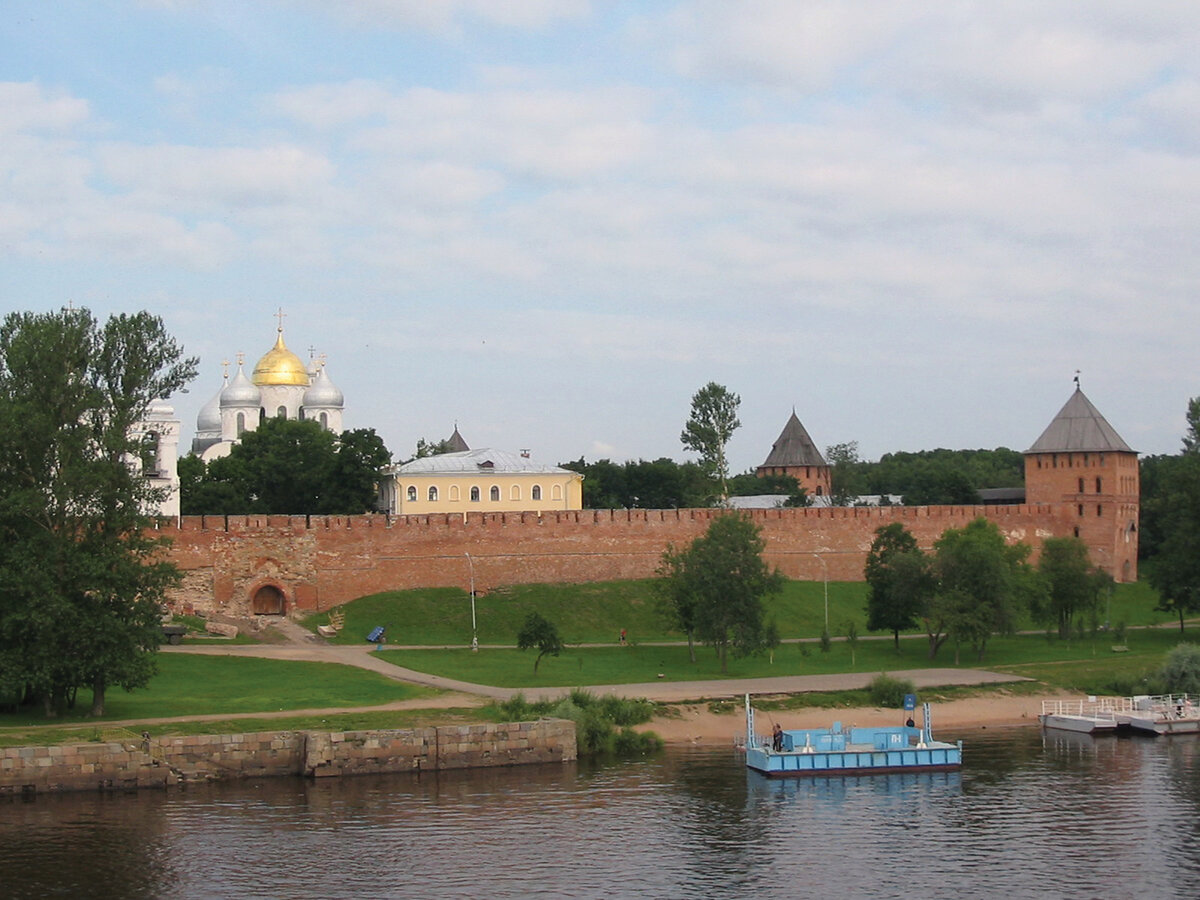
[0,719,576,795]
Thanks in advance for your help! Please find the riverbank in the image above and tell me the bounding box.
[643,689,1065,744]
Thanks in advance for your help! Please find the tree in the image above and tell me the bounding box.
[864,524,935,650]
[680,382,741,499]
[181,419,391,515]
[656,514,784,672]
[516,612,563,672]
[0,307,196,716]
[414,437,456,459]
[1034,537,1104,639]
[1160,643,1200,694]
[825,441,862,506]
[653,542,700,663]
[932,517,1035,661]
[1145,400,1200,631]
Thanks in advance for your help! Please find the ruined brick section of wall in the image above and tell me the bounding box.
[0,720,577,795]
[157,502,1098,617]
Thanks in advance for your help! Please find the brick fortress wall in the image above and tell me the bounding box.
[158,502,1085,617]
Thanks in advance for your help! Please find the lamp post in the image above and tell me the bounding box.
[812,552,829,632]
[464,552,478,651]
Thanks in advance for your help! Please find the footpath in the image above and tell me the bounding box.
[160,617,1029,708]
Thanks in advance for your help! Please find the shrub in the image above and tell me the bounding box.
[868,673,916,708]
[1160,644,1200,695]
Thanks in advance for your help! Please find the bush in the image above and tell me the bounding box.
[1161,644,1200,695]
[868,674,915,708]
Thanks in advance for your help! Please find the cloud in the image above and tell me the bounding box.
[0,82,90,134]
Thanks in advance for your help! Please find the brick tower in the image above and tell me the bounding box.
[757,410,832,500]
[1024,384,1139,581]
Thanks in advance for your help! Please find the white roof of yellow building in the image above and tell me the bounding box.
[394,448,577,476]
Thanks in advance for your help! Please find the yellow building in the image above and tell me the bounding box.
[379,447,583,515]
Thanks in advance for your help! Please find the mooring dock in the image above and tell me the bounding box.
[1040,694,1200,735]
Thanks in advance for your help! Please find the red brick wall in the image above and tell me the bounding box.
[157,501,1092,617]
[1025,450,1140,582]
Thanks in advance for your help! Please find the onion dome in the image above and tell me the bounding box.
[251,330,309,387]
[302,364,344,409]
[220,365,261,409]
[196,380,224,433]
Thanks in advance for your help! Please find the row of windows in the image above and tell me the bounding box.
[1078,477,1102,493]
[234,409,330,435]
[403,483,561,503]
[1036,452,1107,469]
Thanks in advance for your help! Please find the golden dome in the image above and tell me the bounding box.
[251,331,310,386]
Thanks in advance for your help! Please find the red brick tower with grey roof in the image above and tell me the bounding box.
[1025,383,1139,581]
[757,410,832,500]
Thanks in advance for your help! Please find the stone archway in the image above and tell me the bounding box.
[251,583,286,615]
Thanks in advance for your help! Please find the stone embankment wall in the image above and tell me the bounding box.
[0,720,576,795]
[159,503,1076,617]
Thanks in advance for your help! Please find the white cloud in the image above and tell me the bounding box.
[0,82,90,134]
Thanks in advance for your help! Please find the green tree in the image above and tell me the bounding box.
[181,419,390,515]
[1146,401,1200,631]
[0,307,196,716]
[1034,536,1104,639]
[864,524,935,650]
[680,382,741,499]
[516,612,563,672]
[414,436,456,459]
[657,514,784,672]
[1160,643,1200,694]
[932,517,1035,661]
[653,542,700,663]
[825,441,863,506]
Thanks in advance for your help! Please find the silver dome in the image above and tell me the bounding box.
[219,366,262,409]
[303,365,344,409]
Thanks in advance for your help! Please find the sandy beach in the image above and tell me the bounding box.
[642,689,1066,744]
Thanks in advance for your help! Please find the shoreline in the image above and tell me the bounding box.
[641,690,1065,745]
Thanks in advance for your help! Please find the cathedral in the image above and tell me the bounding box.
[191,321,345,462]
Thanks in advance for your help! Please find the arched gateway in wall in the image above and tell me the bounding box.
[250,582,287,615]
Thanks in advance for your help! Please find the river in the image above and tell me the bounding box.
[2,728,1198,899]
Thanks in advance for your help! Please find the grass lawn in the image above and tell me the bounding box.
[306,579,1170,647]
[377,625,1198,689]
[0,654,434,730]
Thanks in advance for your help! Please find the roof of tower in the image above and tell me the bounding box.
[252,329,309,387]
[759,411,827,468]
[302,363,344,409]
[196,378,225,433]
[1025,387,1134,454]
[220,364,261,409]
[446,425,469,453]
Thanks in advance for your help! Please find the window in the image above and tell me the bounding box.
[407,486,417,502]
[1078,477,1085,493]
[552,484,563,500]
[490,485,500,501]
[470,486,480,502]
[532,485,542,501]
[1097,504,1103,516]
[236,412,246,436]
[428,486,438,502]
[511,485,521,501]
[320,412,328,429]
[277,405,287,418]
[815,485,823,496]
[1078,504,1084,516]
[1096,477,1102,493]
[450,486,460,501]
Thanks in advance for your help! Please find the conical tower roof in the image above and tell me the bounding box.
[446,425,469,453]
[760,411,827,468]
[1025,387,1134,454]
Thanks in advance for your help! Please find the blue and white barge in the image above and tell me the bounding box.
[743,694,963,777]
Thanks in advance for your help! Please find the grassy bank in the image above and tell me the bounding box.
[376,625,1194,689]
[306,579,1166,646]
[0,655,433,730]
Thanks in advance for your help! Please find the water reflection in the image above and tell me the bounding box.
[2,732,1200,899]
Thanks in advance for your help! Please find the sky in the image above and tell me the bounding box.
[2,1,1199,473]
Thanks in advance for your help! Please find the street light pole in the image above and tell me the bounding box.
[812,552,828,632]
[464,552,478,651]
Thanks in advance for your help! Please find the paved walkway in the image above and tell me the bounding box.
[164,618,1030,705]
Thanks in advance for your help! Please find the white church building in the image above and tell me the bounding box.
[191,323,345,462]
